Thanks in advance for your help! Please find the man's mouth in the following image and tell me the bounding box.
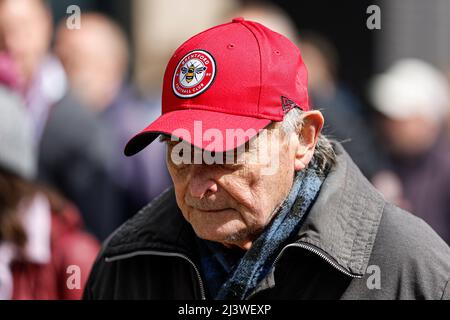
[194,207,231,213]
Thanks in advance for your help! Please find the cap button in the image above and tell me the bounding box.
[232,17,245,23]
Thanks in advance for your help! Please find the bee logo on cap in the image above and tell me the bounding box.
[172,50,216,99]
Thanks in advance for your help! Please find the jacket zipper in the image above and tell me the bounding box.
[106,242,361,301]
[272,242,362,278]
[105,250,206,300]
[246,241,362,300]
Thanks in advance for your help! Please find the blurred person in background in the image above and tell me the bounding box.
[0,0,125,240]
[0,0,65,143]
[54,13,171,215]
[370,59,450,245]
[0,84,99,300]
[299,33,386,179]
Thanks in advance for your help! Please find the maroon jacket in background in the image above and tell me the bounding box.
[11,205,100,300]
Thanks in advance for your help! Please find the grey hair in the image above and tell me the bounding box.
[280,107,336,175]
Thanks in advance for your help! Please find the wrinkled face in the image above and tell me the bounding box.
[165,124,298,249]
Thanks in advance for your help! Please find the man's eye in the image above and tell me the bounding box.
[220,158,244,169]
[167,143,183,155]
[167,140,177,146]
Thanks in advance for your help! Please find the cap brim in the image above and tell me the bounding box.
[124,109,272,156]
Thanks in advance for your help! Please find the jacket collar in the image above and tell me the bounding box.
[103,142,385,277]
[296,143,385,276]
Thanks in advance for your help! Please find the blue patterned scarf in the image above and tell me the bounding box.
[196,162,325,300]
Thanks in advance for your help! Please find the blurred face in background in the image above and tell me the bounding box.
[371,60,449,158]
[0,0,52,88]
[55,14,128,113]
[379,114,441,157]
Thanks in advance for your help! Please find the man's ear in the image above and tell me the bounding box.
[294,110,324,171]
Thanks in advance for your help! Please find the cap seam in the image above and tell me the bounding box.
[239,22,263,118]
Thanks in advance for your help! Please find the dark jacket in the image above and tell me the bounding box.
[84,143,450,300]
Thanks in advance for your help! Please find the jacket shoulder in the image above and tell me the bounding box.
[102,187,179,254]
[83,187,181,299]
[378,203,450,258]
[371,202,450,299]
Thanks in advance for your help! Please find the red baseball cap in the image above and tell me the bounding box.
[124,17,310,156]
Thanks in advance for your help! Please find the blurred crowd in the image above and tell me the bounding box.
[1,0,450,299]
[0,0,172,299]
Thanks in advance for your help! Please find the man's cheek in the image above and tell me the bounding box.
[168,164,189,188]
[173,185,189,215]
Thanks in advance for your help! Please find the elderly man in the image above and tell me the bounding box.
[84,18,450,300]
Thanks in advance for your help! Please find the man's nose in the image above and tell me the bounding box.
[188,166,218,199]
